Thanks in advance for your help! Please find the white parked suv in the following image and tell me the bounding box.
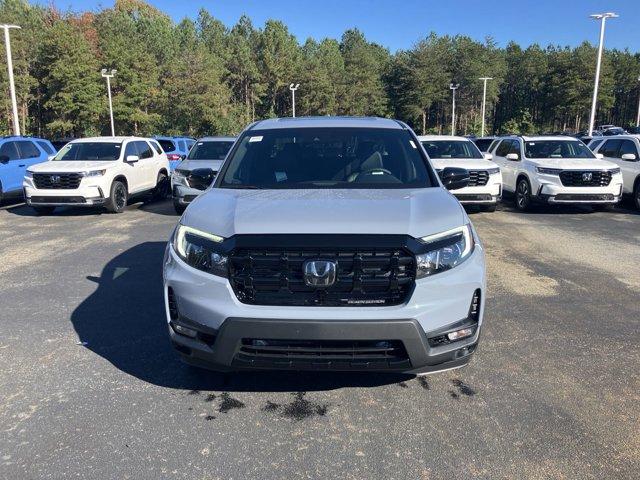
[419,135,502,211]
[163,117,486,375]
[489,136,623,210]
[23,137,170,214]
[591,135,640,210]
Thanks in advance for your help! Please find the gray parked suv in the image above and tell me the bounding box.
[163,117,486,374]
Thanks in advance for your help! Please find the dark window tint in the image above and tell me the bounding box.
[600,139,622,158]
[187,141,234,160]
[178,140,186,151]
[495,140,511,157]
[220,127,434,189]
[136,141,153,159]
[524,141,594,159]
[150,141,163,154]
[16,141,41,159]
[55,142,122,161]
[421,140,483,159]
[157,139,176,152]
[0,141,20,160]
[619,139,638,158]
[473,138,494,152]
[588,139,604,150]
[509,140,521,155]
[124,142,138,159]
[36,140,55,155]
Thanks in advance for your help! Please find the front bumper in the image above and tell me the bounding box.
[163,241,486,374]
[452,181,501,205]
[23,181,107,207]
[172,184,203,205]
[534,174,623,204]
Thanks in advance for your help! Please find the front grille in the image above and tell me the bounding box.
[233,339,410,370]
[468,170,489,187]
[228,236,416,307]
[455,194,493,201]
[186,171,217,190]
[29,196,85,204]
[33,173,82,190]
[559,170,612,187]
[553,193,615,201]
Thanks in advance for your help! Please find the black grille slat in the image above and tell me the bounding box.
[559,170,612,187]
[33,173,82,190]
[228,241,415,307]
[467,170,489,187]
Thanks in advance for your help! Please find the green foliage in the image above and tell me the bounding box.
[0,0,638,138]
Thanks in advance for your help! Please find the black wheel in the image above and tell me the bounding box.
[173,200,186,215]
[515,178,532,211]
[152,172,170,201]
[481,204,497,212]
[106,180,128,213]
[32,206,55,215]
[634,180,640,211]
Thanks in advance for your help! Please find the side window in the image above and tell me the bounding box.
[509,140,521,156]
[589,139,604,150]
[488,139,499,153]
[0,141,20,160]
[150,141,163,155]
[178,140,186,151]
[124,141,138,159]
[36,140,55,155]
[16,141,41,159]
[495,140,510,157]
[136,141,153,159]
[600,139,621,158]
[619,140,638,158]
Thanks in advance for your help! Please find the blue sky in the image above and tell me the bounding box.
[36,0,640,51]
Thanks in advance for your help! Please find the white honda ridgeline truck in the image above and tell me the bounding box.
[163,117,485,375]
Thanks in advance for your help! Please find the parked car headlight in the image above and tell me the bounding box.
[416,225,474,278]
[172,224,227,277]
[608,167,621,175]
[535,167,562,175]
[83,169,106,177]
[487,167,500,175]
[172,169,189,186]
[25,170,33,179]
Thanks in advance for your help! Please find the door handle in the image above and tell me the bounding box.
[19,164,25,167]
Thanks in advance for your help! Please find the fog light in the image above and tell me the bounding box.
[447,327,474,342]
[171,322,197,338]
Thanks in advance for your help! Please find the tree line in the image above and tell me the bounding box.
[1,0,639,139]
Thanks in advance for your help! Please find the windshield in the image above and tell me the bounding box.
[54,142,122,161]
[219,128,434,189]
[473,138,494,152]
[187,141,234,160]
[524,141,595,159]
[421,140,483,159]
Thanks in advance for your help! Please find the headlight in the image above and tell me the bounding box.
[535,167,562,175]
[608,167,621,175]
[416,225,474,278]
[172,224,227,277]
[487,167,500,175]
[172,169,189,186]
[83,169,106,177]
[25,170,33,179]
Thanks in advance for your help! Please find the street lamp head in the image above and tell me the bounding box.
[289,83,299,90]
[449,83,459,90]
[0,24,21,30]
[101,68,107,75]
[111,69,117,75]
[589,12,618,19]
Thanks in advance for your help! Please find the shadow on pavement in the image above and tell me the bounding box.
[71,241,410,392]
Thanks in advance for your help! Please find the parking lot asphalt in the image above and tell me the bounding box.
[0,197,639,480]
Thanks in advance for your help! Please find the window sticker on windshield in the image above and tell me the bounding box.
[275,171,287,182]
[409,140,417,149]
[249,136,263,143]
[197,142,204,146]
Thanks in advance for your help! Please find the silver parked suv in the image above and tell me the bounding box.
[163,117,486,375]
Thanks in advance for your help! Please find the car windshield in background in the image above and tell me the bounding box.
[220,128,433,189]
[187,141,234,160]
[473,139,493,152]
[421,140,483,159]
[157,139,176,152]
[524,141,595,159]
[54,142,122,161]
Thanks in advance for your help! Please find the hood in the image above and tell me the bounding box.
[430,158,499,170]
[28,160,117,173]
[528,157,618,170]
[175,159,224,172]
[182,187,466,239]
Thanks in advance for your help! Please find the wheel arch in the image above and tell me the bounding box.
[112,175,128,191]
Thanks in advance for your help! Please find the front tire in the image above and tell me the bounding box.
[152,172,170,201]
[515,178,532,211]
[106,180,128,213]
[32,206,56,215]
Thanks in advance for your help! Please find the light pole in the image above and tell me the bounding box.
[636,75,640,128]
[289,83,299,117]
[450,83,459,136]
[1,24,21,136]
[101,68,117,136]
[587,12,618,137]
[479,77,493,137]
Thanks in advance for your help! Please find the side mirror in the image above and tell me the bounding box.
[126,155,140,163]
[506,153,519,161]
[47,154,56,161]
[0,155,9,163]
[595,153,604,159]
[440,167,470,191]
[483,153,493,161]
[181,154,187,160]
[621,153,637,161]
[188,168,216,190]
